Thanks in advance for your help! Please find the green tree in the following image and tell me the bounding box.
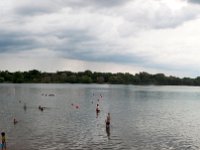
[13,71,24,83]
[0,77,4,82]
[79,75,93,83]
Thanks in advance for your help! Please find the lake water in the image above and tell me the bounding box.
[1,84,200,150]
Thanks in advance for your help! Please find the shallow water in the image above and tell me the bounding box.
[1,84,200,150]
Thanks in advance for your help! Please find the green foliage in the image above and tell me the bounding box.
[0,69,199,86]
[13,71,24,83]
[0,77,4,83]
[194,77,200,86]
[79,75,93,83]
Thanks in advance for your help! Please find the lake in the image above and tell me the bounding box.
[0,84,200,150]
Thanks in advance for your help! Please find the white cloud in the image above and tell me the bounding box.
[130,17,200,73]
[117,0,200,31]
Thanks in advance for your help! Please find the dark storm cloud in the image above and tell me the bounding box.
[0,30,41,52]
[188,0,200,4]
[0,26,178,69]
[14,1,60,16]
[52,29,143,64]
[55,29,95,43]
[0,27,140,66]
[65,51,145,64]
[66,0,131,8]
[15,5,55,16]
[14,0,130,16]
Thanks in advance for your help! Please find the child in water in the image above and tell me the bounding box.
[1,132,6,150]
[96,104,100,113]
[105,113,111,128]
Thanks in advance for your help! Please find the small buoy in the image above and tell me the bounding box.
[75,105,79,109]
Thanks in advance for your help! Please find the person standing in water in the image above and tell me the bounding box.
[1,132,6,150]
[13,118,18,124]
[23,103,27,111]
[96,104,100,113]
[105,113,111,128]
[96,104,100,118]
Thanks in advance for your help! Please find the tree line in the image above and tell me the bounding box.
[0,69,199,85]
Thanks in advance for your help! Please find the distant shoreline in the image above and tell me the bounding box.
[0,69,199,86]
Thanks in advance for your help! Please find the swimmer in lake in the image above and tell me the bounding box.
[38,105,44,111]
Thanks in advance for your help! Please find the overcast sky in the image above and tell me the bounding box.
[0,0,200,77]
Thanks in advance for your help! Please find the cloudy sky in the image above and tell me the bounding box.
[0,0,200,77]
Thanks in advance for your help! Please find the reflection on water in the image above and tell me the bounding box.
[0,84,200,149]
[106,126,111,140]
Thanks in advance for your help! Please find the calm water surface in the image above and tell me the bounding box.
[1,84,200,150]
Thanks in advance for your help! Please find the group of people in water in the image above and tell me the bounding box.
[95,101,111,139]
[96,103,111,129]
[12,103,46,125]
[1,93,111,149]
